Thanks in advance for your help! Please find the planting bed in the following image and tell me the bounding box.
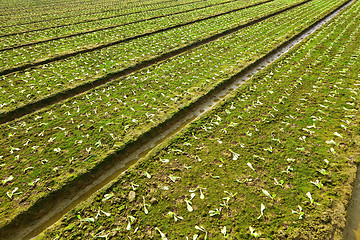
[0,0,171,27]
[0,0,247,49]
[0,0,272,69]
[0,0,353,235]
[0,0,347,115]
[38,0,360,238]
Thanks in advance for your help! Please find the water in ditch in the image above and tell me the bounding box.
[22,0,358,239]
[344,166,360,240]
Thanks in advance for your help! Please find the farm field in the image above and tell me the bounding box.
[38,0,360,238]
[0,0,359,239]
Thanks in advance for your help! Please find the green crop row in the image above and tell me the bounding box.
[37,1,360,238]
[0,0,347,229]
[0,0,207,36]
[0,0,307,113]
[0,0,243,49]
[0,0,169,25]
[0,0,268,69]
[0,0,133,23]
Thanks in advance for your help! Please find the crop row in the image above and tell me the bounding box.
[0,0,348,229]
[0,0,176,27]
[37,1,360,238]
[0,0,244,48]
[0,0,269,67]
[0,0,94,14]
[0,0,167,16]
[0,0,128,20]
[0,0,308,113]
[0,0,208,36]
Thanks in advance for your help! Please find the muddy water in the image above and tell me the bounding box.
[22,0,357,239]
[345,166,360,240]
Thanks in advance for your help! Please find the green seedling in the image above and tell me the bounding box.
[291,205,304,219]
[317,168,330,176]
[247,162,255,171]
[23,167,33,172]
[236,178,252,184]
[142,196,150,214]
[257,203,266,219]
[77,215,95,223]
[262,189,276,200]
[144,171,151,179]
[310,179,323,189]
[195,225,208,240]
[28,178,40,186]
[221,226,227,237]
[2,175,14,185]
[271,138,282,144]
[130,182,139,190]
[95,208,111,219]
[160,158,170,163]
[273,178,284,187]
[189,186,206,199]
[326,139,338,146]
[155,227,168,240]
[324,159,330,167]
[330,147,336,155]
[306,192,320,205]
[6,187,22,199]
[281,165,293,174]
[249,226,260,238]
[184,164,192,170]
[185,198,193,212]
[253,155,265,161]
[9,146,20,154]
[221,197,230,208]
[263,146,273,153]
[229,149,240,160]
[334,132,343,139]
[168,211,184,222]
[126,215,136,231]
[53,147,61,153]
[91,230,109,239]
[169,174,181,183]
[102,193,114,201]
[95,140,102,148]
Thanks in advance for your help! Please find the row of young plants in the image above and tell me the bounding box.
[0,0,168,25]
[0,0,349,229]
[0,0,247,49]
[0,0,270,68]
[0,0,134,23]
[38,1,360,238]
[0,0,100,14]
[0,0,209,36]
[0,0,326,113]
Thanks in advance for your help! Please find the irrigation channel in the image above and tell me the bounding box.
[1,0,357,239]
[345,166,360,240]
